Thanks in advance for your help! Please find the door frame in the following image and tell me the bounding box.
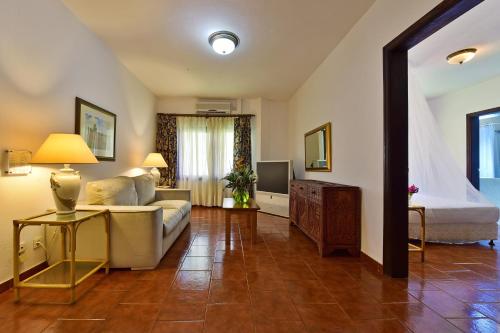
[467,107,500,189]
[383,0,483,277]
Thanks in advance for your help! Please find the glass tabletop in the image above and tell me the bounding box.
[22,261,104,286]
[19,210,105,224]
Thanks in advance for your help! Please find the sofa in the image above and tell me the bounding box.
[46,174,191,270]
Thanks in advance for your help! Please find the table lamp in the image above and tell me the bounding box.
[142,153,167,186]
[31,133,99,215]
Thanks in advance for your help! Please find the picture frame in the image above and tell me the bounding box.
[75,97,116,161]
[304,122,332,172]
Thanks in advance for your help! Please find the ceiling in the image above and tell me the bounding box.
[409,0,500,99]
[61,0,374,100]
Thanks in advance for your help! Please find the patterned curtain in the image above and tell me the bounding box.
[156,114,177,187]
[234,116,252,169]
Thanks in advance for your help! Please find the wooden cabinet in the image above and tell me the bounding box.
[289,180,361,257]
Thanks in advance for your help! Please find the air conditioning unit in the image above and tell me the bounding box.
[196,100,232,115]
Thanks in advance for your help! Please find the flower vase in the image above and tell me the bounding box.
[232,188,250,204]
[408,194,413,206]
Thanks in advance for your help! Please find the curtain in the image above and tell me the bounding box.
[408,67,491,205]
[234,116,252,169]
[177,117,234,206]
[480,125,495,178]
[156,114,177,187]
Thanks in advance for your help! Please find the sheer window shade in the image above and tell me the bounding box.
[177,117,234,206]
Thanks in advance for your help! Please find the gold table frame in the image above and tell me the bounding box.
[408,205,426,262]
[13,209,110,304]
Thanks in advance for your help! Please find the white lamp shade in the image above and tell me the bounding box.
[447,48,477,65]
[31,133,98,164]
[212,38,236,55]
[142,153,168,168]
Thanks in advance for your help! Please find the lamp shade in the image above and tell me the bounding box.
[31,133,99,164]
[142,153,167,168]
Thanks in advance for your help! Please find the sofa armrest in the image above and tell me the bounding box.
[155,189,191,202]
[74,204,164,269]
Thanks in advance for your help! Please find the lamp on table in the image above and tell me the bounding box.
[142,153,167,186]
[31,133,99,215]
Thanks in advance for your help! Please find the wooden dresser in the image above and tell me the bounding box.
[289,179,361,257]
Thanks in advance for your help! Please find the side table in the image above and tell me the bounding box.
[13,209,110,303]
[408,205,425,262]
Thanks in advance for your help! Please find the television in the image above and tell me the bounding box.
[256,160,293,195]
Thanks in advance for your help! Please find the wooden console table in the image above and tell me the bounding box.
[289,180,361,256]
[223,198,260,244]
[408,205,426,262]
[13,210,110,303]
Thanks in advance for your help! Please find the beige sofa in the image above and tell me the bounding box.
[47,174,191,270]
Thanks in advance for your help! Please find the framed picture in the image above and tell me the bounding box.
[75,97,116,161]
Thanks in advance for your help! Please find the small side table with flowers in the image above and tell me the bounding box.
[408,205,426,262]
[408,184,425,262]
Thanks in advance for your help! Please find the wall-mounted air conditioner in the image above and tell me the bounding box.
[196,99,232,115]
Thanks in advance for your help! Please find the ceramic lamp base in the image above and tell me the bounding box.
[51,164,81,215]
[150,167,161,186]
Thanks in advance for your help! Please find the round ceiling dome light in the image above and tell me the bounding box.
[208,31,240,55]
[446,48,477,65]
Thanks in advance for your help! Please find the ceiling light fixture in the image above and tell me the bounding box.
[446,48,477,65]
[208,31,239,55]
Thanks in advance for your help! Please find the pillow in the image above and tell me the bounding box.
[86,176,138,206]
[133,173,156,205]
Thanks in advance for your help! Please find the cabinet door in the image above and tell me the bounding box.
[307,202,321,241]
[327,190,356,245]
[296,193,308,228]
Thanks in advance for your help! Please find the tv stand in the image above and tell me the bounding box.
[255,192,289,218]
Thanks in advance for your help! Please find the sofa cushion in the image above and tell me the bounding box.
[133,174,156,205]
[163,208,183,236]
[150,200,191,217]
[86,176,138,206]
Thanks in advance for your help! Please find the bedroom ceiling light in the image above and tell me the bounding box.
[208,31,239,55]
[446,48,477,65]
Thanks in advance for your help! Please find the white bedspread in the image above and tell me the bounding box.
[410,194,499,225]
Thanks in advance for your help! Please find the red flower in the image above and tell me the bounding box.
[408,184,419,194]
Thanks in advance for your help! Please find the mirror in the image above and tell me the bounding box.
[304,122,331,172]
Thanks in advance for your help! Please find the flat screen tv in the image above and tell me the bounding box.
[256,160,293,195]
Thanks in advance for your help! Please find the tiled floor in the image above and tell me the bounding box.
[1,207,499,332]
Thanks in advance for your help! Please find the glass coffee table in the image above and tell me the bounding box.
[13,210,110,303]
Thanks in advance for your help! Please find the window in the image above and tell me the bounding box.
[177,117,234,206]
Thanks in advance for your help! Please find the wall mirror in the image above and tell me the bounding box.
[304,122,331,172]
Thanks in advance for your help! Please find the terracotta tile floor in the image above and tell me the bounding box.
[1,207,500,332]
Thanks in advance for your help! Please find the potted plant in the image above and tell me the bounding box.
[408,184,419,205]
[223,158,257,204]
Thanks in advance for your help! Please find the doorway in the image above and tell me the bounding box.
[383,0,484,278]
[467,107,500,208]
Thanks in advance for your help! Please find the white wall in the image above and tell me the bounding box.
[429,75,500,174]
[0,0,156,283]
[288,0,440,264]
[261,99,288,161]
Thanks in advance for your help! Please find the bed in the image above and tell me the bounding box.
[409,194,499,243]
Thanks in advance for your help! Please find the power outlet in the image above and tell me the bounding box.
[19,241,26,255]
[33,236,42,249]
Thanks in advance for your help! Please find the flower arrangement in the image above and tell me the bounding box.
[408,184,419,195]
[408,184,419,205]
[223,158,257,203]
